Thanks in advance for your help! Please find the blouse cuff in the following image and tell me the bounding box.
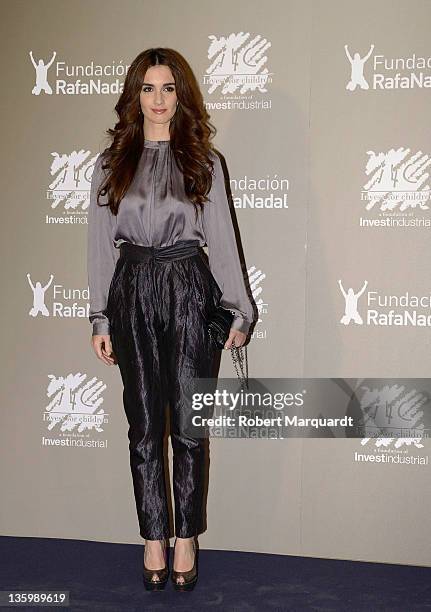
[231,314,251,335]
[92,318,111,337]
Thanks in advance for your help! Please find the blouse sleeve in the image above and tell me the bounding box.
[201,152,254,335]
[87,151,119,336]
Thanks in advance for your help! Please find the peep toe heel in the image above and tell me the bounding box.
[143,539,169,591]
[171,536,199,591]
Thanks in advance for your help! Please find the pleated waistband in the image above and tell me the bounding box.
[119,239,202,262]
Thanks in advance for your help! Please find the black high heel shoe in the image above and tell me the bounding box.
[171,536,199,591]
[143,539,169,591]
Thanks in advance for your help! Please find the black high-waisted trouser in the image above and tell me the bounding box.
[106,239,221,540]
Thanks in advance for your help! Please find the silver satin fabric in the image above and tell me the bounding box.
[87,139,254,336]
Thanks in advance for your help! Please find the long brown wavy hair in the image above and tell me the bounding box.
[96,48,218,220]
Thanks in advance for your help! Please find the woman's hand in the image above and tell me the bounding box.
[91,334,117,366]
[224,329,247,349]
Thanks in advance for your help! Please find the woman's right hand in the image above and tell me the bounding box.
[91,334,117,366]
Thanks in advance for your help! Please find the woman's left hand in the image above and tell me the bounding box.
[224,328,247,349]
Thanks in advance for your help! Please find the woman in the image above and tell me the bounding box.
[87,48,254,591]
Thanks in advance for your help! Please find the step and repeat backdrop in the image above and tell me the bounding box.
[1,0,430,567]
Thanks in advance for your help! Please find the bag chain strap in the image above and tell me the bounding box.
[230,340,249,391]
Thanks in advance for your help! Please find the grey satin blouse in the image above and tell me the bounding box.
[87,139,254,337]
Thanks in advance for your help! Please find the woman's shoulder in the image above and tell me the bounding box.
[207,147,221,163]
[93,147,110,176]
[207,148,224,177]
[98,147,110,164]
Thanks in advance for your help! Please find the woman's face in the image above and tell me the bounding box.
[140,65,178,130]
